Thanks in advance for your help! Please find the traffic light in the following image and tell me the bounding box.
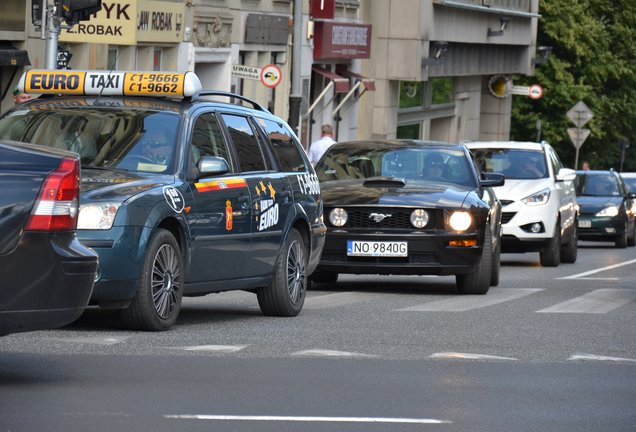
[55,0,102,25]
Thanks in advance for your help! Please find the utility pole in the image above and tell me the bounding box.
[288,0,303,137]
[45,1,61,70]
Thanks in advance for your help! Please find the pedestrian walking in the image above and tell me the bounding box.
[308,124,336,166]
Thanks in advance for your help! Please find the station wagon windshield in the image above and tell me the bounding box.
[0,108,180,174]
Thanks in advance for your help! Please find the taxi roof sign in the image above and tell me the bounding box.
[18,70,202,98]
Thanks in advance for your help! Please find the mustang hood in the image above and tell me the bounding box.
[321,178,474,208]
[80,168,172,201]
[576,195,623,214]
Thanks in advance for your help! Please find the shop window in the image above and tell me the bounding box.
[397,124,420,139]
[399,81,424,109]
[153,48,162,71]
[431,78,454,106]
[107,48,118,70]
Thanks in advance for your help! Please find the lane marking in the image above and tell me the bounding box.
[568,353,636,363]
[559,258,636,279]
[164,414,451,424]
[536,289,636,314]
[50,336,129,345]
[172,345,248,353]
[291,349,377,358]
[304,292,379,310]
[430,352,518,361]
[568,278,618,281]
[396,288,542,312]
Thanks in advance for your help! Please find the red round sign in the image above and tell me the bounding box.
[260,64,282,88]
[529,84,543,100]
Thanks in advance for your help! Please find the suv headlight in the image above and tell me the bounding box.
[521,188,550,206]
[596,205,619,217]
[78,203,121,229]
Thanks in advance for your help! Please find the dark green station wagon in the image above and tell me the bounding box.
[0,69,325,331]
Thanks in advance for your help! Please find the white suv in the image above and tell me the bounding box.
[467,141,578,266]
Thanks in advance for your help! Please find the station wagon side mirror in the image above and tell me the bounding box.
[198,156,230,177]
[556,167,576,182]
[480,172,505,188]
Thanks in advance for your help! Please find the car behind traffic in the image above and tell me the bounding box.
[313,140,503,294]
[575,170,636,247]
[0,141,98,336]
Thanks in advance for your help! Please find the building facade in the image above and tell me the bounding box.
[2,0,541,147]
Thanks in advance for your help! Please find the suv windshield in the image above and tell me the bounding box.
[0,108,180,174]
[471,148,548,180]
[575,173,621,197]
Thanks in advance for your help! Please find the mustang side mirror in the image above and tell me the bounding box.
[480,172,505,187]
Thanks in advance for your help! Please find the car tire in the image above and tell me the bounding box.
[489,235,501,287]
[456,227,492,295]
[258,228,307,317]
[615,222,627,248]
[121,229,184,331]
[560,226,578,264]
[311,271,339,285]
[540,222,561,267]
[626,222,635,247]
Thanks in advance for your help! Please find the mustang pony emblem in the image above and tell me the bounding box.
[369,213,392,223]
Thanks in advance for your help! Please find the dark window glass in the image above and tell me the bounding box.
[396,123,420,139]
[471,149,548,180]
[258,118,306,172]
[221,114,266,172]
[575,174,621,197]
[190,113,230,165]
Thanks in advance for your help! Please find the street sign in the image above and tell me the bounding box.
[567,101,593,128]
[511,85,530,95]
[232,64,260,80]
[260,64,282,88]
[567,128,591,149]
[529,84,543,99]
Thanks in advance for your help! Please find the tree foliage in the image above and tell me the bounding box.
[511,0,636,171]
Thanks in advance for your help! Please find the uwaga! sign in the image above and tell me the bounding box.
[60,0,185,46]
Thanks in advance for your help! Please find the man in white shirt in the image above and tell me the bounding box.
[308,124,336,165]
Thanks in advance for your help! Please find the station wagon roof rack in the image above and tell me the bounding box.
[194,90,267,112]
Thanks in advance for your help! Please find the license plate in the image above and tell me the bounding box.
[347,240,408,257]
[578,220,591,228]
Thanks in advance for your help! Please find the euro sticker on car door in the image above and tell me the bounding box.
[347,240,408,257]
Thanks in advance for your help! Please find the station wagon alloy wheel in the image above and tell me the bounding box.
[152,243,182,319]
[258,228,307,317]
[287,238,306,306]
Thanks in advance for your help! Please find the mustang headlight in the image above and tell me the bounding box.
[521,188,551,206]
[410,209,429,228]
[78,203,121,229]
[596,205,619,217]
[329,208,348,227]
[448,211,472,231]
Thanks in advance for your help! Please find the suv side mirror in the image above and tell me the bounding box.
[480,172,505,187]
[556,167,576,182]
[198,156,230,177]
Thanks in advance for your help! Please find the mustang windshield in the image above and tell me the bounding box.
[316,146,477,187]
[0,108,180,174]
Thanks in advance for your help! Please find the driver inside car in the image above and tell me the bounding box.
[140,128,173,165]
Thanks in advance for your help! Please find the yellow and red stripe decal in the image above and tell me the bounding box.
[195,177,247,193]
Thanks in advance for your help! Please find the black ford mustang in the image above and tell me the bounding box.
[313,140,504,294]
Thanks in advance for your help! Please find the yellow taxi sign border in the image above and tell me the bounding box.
[18,70,202,98]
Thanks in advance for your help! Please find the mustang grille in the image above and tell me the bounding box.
[325,207,442,230]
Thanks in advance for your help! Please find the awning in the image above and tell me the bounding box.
[0,43,31,67]
[312,66,349,93]
[337,69,375,91]
[331,69,375,119]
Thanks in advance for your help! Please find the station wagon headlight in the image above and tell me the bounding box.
[448,211,472,231]
[521,188,550,206]
[596,205,619,217]
[329,208,348,227]
[78,203,121,229]
[410,209,429,228]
